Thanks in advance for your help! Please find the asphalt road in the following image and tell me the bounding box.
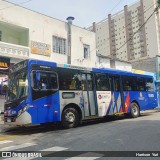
[0,110,160,160]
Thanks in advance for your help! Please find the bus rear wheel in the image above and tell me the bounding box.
[130,102,140,118]
[62,108,79,129]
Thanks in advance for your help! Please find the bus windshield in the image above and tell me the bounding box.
[7,71,29,101]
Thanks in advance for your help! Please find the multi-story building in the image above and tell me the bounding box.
[0,0,97,74]
[0,0,98,113]
[89,0,160,61]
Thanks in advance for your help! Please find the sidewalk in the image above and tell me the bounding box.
[0,95,5,114]
[0,113,4,125]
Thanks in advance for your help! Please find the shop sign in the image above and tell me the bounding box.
[31,41,51,57]
[0,57,10,73]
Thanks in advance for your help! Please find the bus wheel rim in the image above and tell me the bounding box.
[132,105,138,115]
[65,111,75,123]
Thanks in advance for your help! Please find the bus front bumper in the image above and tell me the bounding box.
[4,111,32,125]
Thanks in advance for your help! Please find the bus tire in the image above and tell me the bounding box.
[62,108,79,129]
[130,102,140,118]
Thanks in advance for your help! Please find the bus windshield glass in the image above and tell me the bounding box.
[7,71,29,101]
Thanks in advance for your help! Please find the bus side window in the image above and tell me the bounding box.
[114,78,120,91]
[57,68,81,90]
[50,73,58,90]
[81,74,87,91]
[95,73,110,91]
[122,76,137,91]
[32,71,58,90]
[145,78,154,91]
[137,78,145,91]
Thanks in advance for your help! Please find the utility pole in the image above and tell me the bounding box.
[66,16,75,64]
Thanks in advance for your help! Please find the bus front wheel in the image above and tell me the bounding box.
[62,108,79,129]
[130,102,140,118]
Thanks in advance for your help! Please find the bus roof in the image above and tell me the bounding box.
[92,68,153,78]
[27,59,153,78]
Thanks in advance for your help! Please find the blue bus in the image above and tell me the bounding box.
[4,59,158,128]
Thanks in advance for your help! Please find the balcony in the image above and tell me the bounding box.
[0,41,29,59]
[0,21,29,59]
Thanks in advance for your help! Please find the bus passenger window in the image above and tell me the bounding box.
[122,76,137,91]
[95,73,110,91]
[81,80,87,91]
[50,74,58,89]
[57,68,81,90]
[114,78,120,91]
[145,78,154,91]
[32,71,58,90]
[137,78,145,91]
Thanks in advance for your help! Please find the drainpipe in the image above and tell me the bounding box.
[66,16,75,64]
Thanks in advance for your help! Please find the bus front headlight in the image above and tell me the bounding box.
[22,105,29,112]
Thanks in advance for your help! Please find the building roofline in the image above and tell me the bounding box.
[3,0,93,32]
[88,0,140,27]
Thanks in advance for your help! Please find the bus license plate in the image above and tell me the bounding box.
[7,119,11,122]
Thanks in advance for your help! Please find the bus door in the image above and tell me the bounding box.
[109,75,123,113]
[81,73,97,117]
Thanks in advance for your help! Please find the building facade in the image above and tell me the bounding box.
[0,0,98,113]
[89,0,160,62]
[0,0,97,70]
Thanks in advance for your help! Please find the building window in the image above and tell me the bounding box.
[53,36,66,54]
[0,31,2,41]
[84,44,90,59]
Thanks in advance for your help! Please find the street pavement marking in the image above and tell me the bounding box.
[0,140,13,145]
[42,146,68,151]
[65,152,104,160]
[0,143,37,151]
[2,146,68,160]
[0,136,15,141]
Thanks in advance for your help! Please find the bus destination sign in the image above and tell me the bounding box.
[10,60,27,73]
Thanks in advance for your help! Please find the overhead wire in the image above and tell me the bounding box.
[81,0,124,41]
[76,2,157,62]
[116,3,159,55]
[74,0,125,62]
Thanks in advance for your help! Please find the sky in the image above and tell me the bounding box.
[7,0,139,28]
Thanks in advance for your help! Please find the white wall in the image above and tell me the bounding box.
[71,26,96,67]
[96,57,110,68]
[115,61,132,71]
[0,1,96,67]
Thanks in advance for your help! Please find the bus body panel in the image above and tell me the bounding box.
[123,91,158,113]
[31,92,60,124]
[88,91,96,116]
[4,59,158,126]
[112,91,123,113]
[83,91,90,117]
[59,90,84,118]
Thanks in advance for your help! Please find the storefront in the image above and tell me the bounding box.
[0,57,9,113]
